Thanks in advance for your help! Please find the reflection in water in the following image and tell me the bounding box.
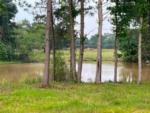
[0,63,149,83]
[0,63,44,83]
[81,63,121,82]
[119,63,150,82]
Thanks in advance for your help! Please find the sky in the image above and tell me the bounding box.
[15,0,113,37]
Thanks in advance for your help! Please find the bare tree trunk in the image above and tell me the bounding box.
[43,0,53,86]
[68,0,76,81]
[95,0,103,83]
[78,0,85,82]
[114,32,118,82]
[137,17,143,84]
[114,0,119,82]
[52,5,55,80]
[52,22,55,81]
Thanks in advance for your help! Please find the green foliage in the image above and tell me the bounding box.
[52,52,69,82]
[15,21,45,61]
[118,29,138,62]
[0,42,7,60]
[109,0,150,62]
[0,0,17,61]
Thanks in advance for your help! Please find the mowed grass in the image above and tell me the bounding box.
[30,49,114,62]
[0,82,150,113]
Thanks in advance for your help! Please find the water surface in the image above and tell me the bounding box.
[0,62,149,83]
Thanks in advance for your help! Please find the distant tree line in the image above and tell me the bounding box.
[76,34,115,49]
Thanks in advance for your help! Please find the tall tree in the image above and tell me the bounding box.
[43,0,53,86]
[137,17,143,84]
[51,2,55,80]
[114,0,119,82]
[68,0,76,80]
[78,0,85,82]
[95,0,103,83]
[109,0,149,83]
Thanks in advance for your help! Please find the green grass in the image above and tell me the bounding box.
[0,49,114,63]
[0,82,150,113]
[0,61,21,65]
[83,49,114,62]
[30,49,114,62]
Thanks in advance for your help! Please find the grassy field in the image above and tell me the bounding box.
[0,61,21,64]
[30,49,114,62]
[0,81,150,113]
[0,49,114,64]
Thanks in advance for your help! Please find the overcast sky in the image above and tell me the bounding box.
[15,0,113,37]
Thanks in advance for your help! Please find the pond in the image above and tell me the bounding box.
[0,62,149,83]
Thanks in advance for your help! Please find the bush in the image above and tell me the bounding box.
[52,51,69,82]
[0,42,16,61]
[0,42,7,60]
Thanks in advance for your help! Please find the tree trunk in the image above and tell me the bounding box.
[114,34,118,83]
[52,5,55,81]
[137,17,143,84]
[43,0,53,86]
[68,0,76,81]
[114,32,118,82]
[114,0,119,82]
[95,0,103,83]
[78,0,85,82]
[148,1,150,38]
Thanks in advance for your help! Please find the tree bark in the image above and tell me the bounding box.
[43,0,53,86]
[137,17,143,84]
[51,4,55,80]
[95,0,103,83]
[114,0,119,82]
[78,0,85,82]
[68,0,76,81]
[114,32,118,82]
